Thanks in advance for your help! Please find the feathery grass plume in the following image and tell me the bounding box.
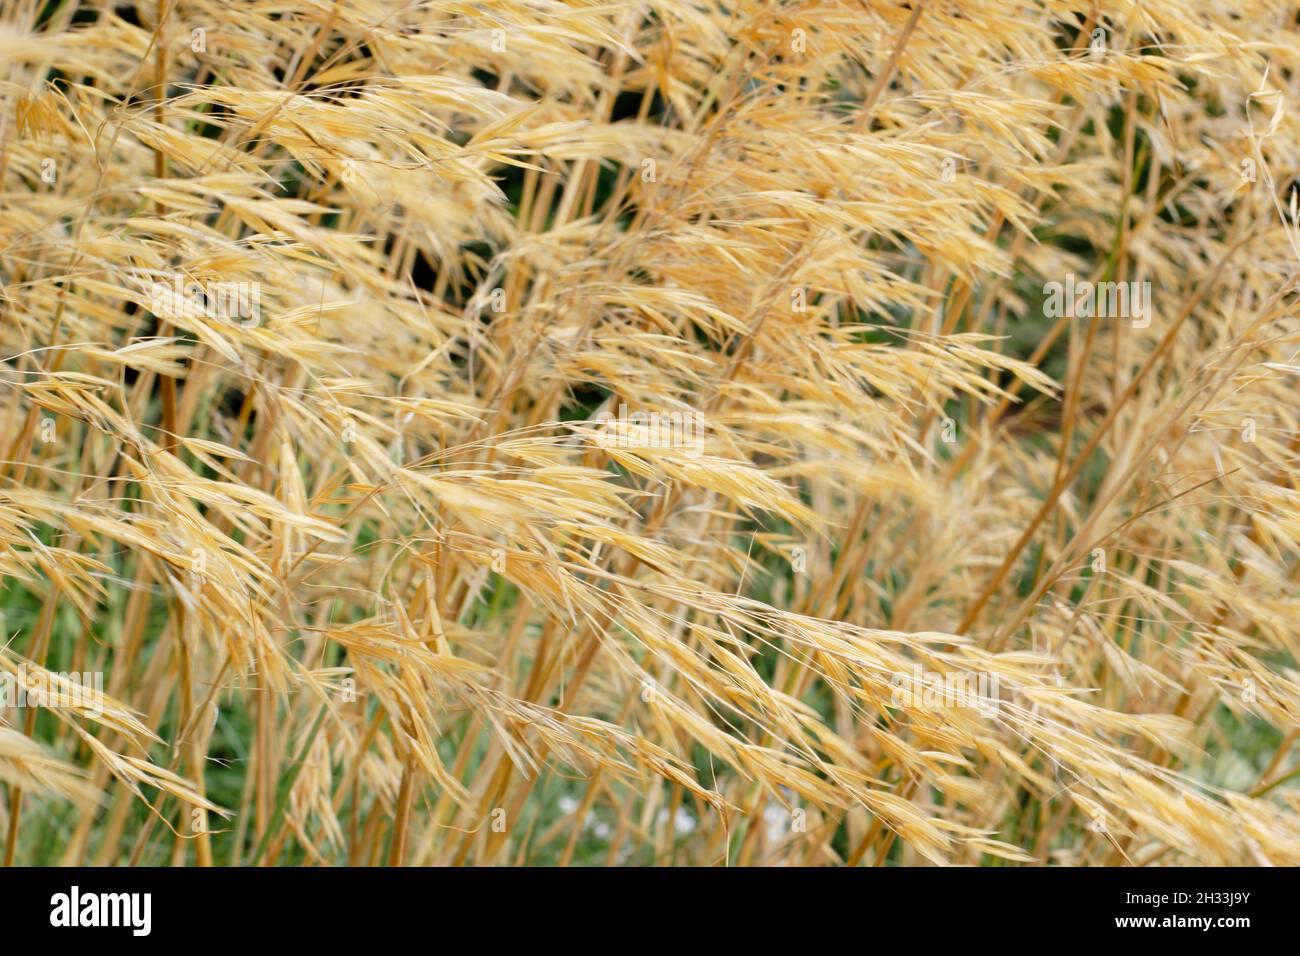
[0,0,1298,866]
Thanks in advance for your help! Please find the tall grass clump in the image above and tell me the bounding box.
[0,0,1298,866]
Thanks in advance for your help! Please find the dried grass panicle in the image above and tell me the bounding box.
[0,0,1298,866]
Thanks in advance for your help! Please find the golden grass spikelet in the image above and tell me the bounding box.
[0,0,1298,868]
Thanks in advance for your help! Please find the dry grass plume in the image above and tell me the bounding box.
[1,0,1299,866]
